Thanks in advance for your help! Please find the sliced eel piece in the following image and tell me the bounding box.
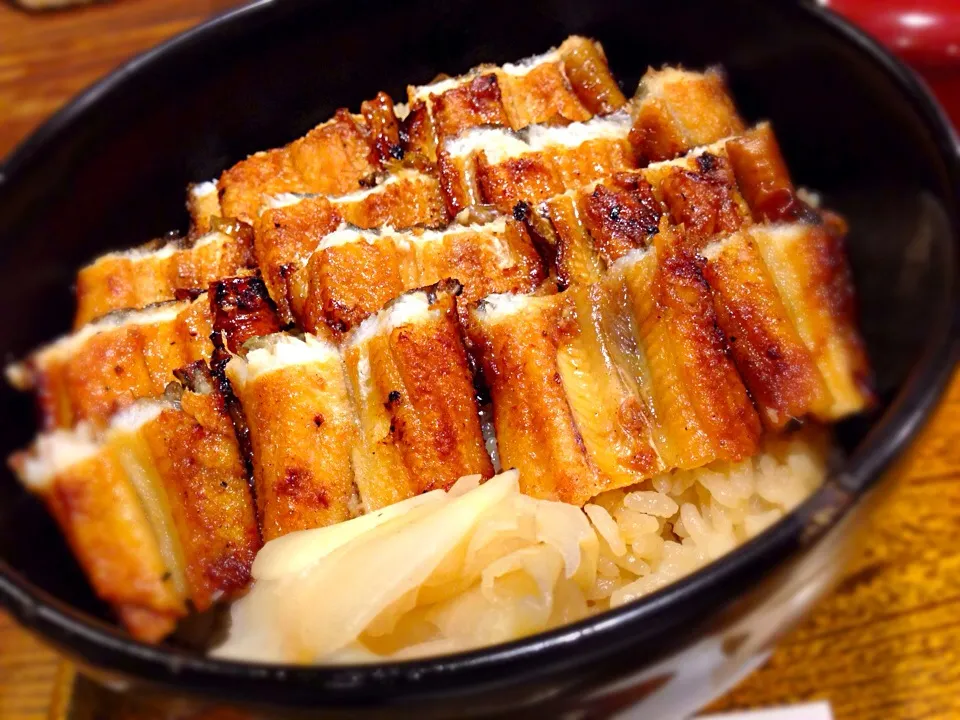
[701,229,831,428]
[725,123,820,224]
[641,125,798,243]
[74,225,255,328]
[563,127,788,249]
[557,36,627,116]
[437,145,484,216]
[343,283,493,511]
[253,194,342,324]
[186,180,221,237]
[151,364,260,610]
[556,285,664,491]
[297,226,415,337]
[397,100,438,167]
[748,223,873,420]
[330,169,448,229]
[630,67,745,165]
[297,217,543,337]
[440,110,634,215]
[428,73,512,145]
[226,333,359,541]
[544,141,751,286]
[210,275,284,353]
[254,169,447,322]
[404,36,616,161]
[11,370,260,639]
[11,422,187,642]
[545,172,664,287]
[218,109,380,224]
[8,296,213,430]
[204,276,281,472]
[546,192,607,288]
[411,217,545,317]
[577,174,663,265]
[496,40,600,127]
[361,91,404,166]
[465,291,604,505]
[610,228,761,468]
[654,150,750,247]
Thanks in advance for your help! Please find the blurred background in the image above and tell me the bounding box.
[2,1,960,719]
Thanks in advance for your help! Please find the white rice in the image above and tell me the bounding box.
[583,430,826,610]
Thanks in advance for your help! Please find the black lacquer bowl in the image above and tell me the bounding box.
[0,1,957,717]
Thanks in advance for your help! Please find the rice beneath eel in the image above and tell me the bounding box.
[214,428,827,664]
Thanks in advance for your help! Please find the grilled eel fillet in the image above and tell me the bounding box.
[292,216,544,337]
[214,275,364,541]
[403,37,624,164]
[246,65,740,304]
[254,168,449,322]
[213,37,623,226]
[438,110,636,217]
[73,223,256,328]
[218,109,383,225]
[221,281,492,535]
[541,135,754,287]
[537,123,872,424]
[10,366,259,642]
[706,223,872,422]
[466,227,761,506]
[629,66,745,165]
[225,333,360,542]
[343,282,493,511]
[215,62,734,229]
[8,296,214,430]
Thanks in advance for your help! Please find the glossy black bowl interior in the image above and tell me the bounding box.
[0,0,957,715]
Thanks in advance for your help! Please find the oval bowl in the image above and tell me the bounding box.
[0,0,957,717]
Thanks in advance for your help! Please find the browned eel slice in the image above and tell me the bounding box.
[402,37,623,165]
[8,296,213,430]
[343,282,493,511]
[630,67,745,165]
[10,366,259,641]
[218,110,382,225]
[214,275,359,541]
[729,222,873,421]
[253,169,448,322]
[465,291,605,505]
[466,227,761,505]
[543,137,753,287]
[74,223,255,328]
[293,216,544,337]
[225,332,360,541]
[11,422,187,641]
[437,110,636,216]
[537,122,872,424]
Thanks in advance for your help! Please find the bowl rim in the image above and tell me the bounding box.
[1,0,958,707]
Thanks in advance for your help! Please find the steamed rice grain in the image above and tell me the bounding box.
[591,429,826,611]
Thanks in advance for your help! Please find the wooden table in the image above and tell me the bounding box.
[1,1,959,718]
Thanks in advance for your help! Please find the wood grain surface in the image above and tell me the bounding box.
[1,1,959,718]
